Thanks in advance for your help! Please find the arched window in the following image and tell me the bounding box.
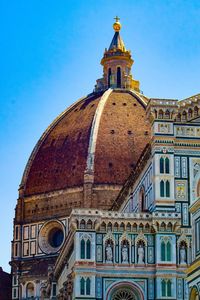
[166,180,170,197]
[160,157,164,174]
[165,157,170,174]
[160,180,165,197]
[158,110,163,119]
[101,222,106,231]
[108,68,111,88]
[87,220,92,229]
[86,239,91,259]
[80,239,85,259]
[166,241,171,261]
[160,180,170,198]
[176,113,181,122]
[188,108,193,119]
[80,219,85,229]
[126,223,131,232]
[80,278,85,295]
[161,240,171,261]
[165,110,170,119]
[161,279,172,297]
[161,241,166,261]
[194,106,199,117]
[182,111,187,121]
[26,282,35,298]
[120,223,125,231]
[160,157,170,174]
[114,222,118,232]
[108,222,112,232]
[167,280,172,297]
[161,280,166,297]
[86,278,91,295]
[117,67,121,88]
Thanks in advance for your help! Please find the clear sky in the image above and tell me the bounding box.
[0,0,200,272]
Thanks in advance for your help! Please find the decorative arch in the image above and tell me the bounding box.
[119,232,132,263]
[158,109,164,119]
[182,110,187,121]
[189,286,199,300]
[26,282,36,298]
[197,178,200,197]
[104,232,115,263]
[177,233,190,264]
[86,219,92,229]
[106,281,144,300]
[188,108,193,119]
[80,219,86,229]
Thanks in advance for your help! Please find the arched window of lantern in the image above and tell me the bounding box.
[165,109,170,119]
[182,111,187,121]
[26,282,35,298]
[176,113,181,122]
[188,108,193,119]
[194,106,199,117]
[80,277,85,295]
[117,66,121,88]
[158,109,164,119]
[108,68,112,88]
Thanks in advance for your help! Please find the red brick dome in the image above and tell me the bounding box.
[20,89,150,207]
[19,22,151,213]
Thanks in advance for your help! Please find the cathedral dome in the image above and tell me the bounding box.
[18,19,151,217]
[20,89,150,208]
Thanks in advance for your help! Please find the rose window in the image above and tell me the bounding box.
[112,288,136,300]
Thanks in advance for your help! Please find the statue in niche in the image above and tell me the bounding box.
[138,244,144,264]
[180,245,186,264]
[121,243,129,263]
[106,243,113,262]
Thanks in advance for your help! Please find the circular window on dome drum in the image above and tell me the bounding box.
[39,220,65,254]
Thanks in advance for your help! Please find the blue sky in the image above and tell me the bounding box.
[0,0,200,272]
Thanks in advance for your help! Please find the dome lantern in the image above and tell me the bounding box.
[95,17,140,92]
